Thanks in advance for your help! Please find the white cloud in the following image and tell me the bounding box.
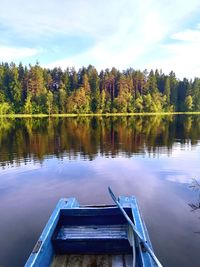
[1,0,200,78]
[42,0,200,77]
[1,0,198,38]
[0,161,41,176]
[44,1,168,70]
[171,29,200,42]
[0,0,133,37]
[166,174,190,184]
[0,46,39,61]
[144,25,200,78]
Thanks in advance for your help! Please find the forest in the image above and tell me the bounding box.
[0,62,199,115]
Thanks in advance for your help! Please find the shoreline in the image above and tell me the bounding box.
[1,112,200,118]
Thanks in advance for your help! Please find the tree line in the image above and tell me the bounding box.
[0,62,199,114]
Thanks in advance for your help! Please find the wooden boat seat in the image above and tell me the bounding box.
[57,224,127,239]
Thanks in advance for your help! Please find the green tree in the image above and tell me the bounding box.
[46,91,54,115]
[169,71,178,110]
[164,77,170,105]
[147,70,158,94]
[184,95,193,111]
[70,67,78,91]
[24,95,32,114]
[151,92,165,112]
[143,93,152,112]
[114,78,132,112]
[99,90,106,113]
[62,69,71,94]
[58,83,67,113]
[0,102,12,115]
[87,66,100,112]
[192,79,200,111]
[9,65,23,112]
[135,95,143,112]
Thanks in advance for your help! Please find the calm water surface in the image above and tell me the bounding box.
[0,115,200,267]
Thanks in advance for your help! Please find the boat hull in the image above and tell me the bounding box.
[25,197,155,267]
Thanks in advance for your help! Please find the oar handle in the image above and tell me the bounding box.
[108,187,163,267]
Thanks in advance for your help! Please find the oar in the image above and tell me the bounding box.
[108,187,163,267]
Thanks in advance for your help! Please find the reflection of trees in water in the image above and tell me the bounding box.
[0,115,200,166]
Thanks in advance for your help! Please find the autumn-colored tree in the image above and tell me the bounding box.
[66,87,90,114]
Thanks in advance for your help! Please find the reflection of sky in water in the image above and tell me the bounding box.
[0,142,200,267]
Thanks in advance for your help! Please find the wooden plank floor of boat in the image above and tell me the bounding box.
[51,254,133,267]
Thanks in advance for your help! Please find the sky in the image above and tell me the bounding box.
[0,0,200,79]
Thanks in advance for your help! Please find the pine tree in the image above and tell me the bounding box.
[192,78,200,111]
[147,70,158,94]
[9,64,22,112]
[164,77,170,106]
[169,71,178,110]
[58,82,67,113]
[24,94,32,114]
[46,91,54,115]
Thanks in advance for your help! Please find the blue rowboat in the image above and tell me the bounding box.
[25,194,161,267]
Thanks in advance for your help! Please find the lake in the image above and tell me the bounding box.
[0,115,200,267]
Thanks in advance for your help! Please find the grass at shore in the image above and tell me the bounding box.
[0,114,49,118]
[1,111,200,118]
